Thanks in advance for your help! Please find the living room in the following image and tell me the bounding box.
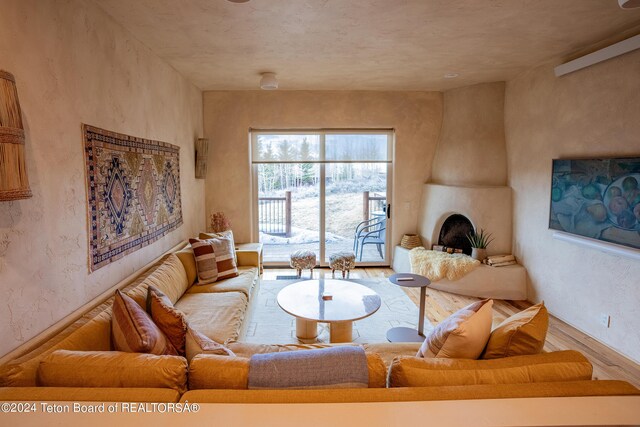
[1,0,639,425]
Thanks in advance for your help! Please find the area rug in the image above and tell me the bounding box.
[83,124,182,272]
[243,279,431,344]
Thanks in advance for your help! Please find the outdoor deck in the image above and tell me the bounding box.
[262,239,387,264]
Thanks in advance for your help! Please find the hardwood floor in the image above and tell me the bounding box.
[262,266,640,388]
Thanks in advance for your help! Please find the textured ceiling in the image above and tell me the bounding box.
[96,0,640,91]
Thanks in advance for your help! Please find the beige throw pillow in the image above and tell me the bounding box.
[481,302,548,359]
[185,326,235,362]
[417,299,493,359]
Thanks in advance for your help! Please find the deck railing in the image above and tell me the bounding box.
[258,191,291,237]
[259,190,385,237]
[363,191,387,221]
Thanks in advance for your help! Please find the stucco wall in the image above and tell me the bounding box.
[0,0,204,357]
[432,82,507,186]
[203,91,443,249]
[504,50,640,362]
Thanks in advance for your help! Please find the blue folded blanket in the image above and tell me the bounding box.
[248,346,369,390]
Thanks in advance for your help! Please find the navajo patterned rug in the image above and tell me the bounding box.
[83,124,182,272]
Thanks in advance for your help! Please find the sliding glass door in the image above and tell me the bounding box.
[252,130,393,266]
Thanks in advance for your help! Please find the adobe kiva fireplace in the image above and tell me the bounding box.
[437,213,474,255]
[418,183,513,256]
[391,82,526,300]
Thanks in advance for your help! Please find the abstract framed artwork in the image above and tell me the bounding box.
[549,157,640,250]
[83,124,183,272]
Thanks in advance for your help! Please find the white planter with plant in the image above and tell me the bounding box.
[467,228,494,261]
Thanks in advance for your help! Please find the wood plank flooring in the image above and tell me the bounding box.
[262,266,640,388]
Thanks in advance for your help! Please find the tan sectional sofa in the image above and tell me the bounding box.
[0,241,638,404]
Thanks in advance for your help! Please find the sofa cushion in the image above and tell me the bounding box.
[388,350,593,388]
[176,248,198,286]
[147,286,188,356]
[417,299,493,359]
[190,237,238,284]
[125,253,190,307]
[225,343,387,388]
[0,387,181,403]
[188,351,386,390]
[174,292,248,344]
[36,350,188,393]
[185,326,235,362]
[247,347,369,390]
[189,354,250,390]
[482,302,549,359]
[112,290,177,355]
[185,267,258,297]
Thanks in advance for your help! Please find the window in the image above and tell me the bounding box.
[251,130,393,266]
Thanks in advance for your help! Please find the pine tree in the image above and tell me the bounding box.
[299,138,315,186]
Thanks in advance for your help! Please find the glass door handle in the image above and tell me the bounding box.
[387,204,391,219]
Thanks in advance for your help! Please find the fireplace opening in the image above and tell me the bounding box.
[438,214,474,255]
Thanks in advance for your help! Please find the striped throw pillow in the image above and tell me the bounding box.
[111,290,177,355]
[147,286,188,356]
[199,230,237,265]
[189,237,238,284]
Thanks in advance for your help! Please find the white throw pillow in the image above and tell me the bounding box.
[417,299,493,359]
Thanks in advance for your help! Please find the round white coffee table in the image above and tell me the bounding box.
[277,279,381,343]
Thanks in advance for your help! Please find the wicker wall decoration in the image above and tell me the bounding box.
[0,70,32,201]
[83,124,183,272]
[195,137,208,179]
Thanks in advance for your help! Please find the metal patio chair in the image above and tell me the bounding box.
[354,217,386,261]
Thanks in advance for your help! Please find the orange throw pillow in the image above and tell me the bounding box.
[147,286,188,356]
[481,302,549,359]
[417,299,493,359]
[111,290,177,355]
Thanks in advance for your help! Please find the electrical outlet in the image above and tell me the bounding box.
[599,313,611,328]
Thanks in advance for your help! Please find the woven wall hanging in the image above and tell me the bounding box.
[0,70,32,201]
[83,124,183,272]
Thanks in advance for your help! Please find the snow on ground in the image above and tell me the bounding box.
[259,226,347,245]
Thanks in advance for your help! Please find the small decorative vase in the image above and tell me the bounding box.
[471,247,487,261]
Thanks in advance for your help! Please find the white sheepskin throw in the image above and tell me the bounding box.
[409,248,480,282]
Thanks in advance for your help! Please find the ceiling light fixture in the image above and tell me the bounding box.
[260,72,278,90]
[618,0,640,9]
[226,0,251,3]
[443,73,459,79]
